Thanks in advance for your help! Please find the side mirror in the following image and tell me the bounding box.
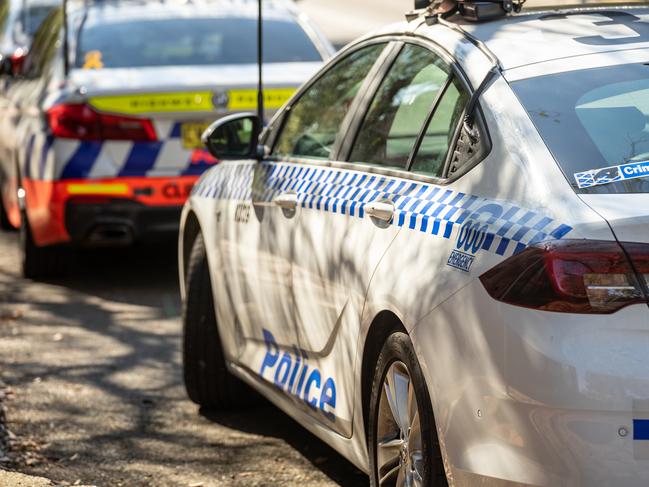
[201,112,261,161]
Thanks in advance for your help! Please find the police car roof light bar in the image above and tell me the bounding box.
[410,0,526,23]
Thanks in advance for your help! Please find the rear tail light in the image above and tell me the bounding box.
[47,103,157,141]
[10,48,27,76]
[480,240,649,314]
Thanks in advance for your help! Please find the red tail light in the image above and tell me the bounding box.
[47,104,157,141]
[480,240,649,314]
[10,48,27,76]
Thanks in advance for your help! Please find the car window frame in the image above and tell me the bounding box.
[264,33,491,186]
[341,41,455,172]
[264,38,397,159]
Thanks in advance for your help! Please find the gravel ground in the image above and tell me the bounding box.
[0,230,367,487]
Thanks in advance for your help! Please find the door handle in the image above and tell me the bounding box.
[273,192,298,211]
[364,200,394,223]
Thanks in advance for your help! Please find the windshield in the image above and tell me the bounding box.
[75,17,323,69]
[512,63,649,194]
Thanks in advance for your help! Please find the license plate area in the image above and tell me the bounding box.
[181,122,210,149]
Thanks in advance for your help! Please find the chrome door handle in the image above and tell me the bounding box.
[364,200,394,223]
[273,192,298,210]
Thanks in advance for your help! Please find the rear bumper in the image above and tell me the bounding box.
[412,280,649,486]
[22,176,198,247]
[65,199,182,246]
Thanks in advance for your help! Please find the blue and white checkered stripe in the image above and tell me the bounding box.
[194,162,573,258]
[26,121,216,181]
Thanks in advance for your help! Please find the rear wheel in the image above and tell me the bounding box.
[20,211,64,278]
[183,233,258,409]
[369,332,447,487]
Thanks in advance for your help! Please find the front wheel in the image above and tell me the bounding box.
[183,233,258,409]
[368,332,447,487]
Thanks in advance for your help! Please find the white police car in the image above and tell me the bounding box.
[0,0,331,277]
[180,2,649,485]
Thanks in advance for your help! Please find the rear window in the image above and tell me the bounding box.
[75,17,323,69]
[22,4,55,36]
[512,63,649,194]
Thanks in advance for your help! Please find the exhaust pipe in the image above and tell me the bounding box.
[86,223,133,246]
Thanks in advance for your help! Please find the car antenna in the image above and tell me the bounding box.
[62,0,69,76]
[257,0,264,125]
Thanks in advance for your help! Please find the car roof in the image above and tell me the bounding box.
[450,6,649,70]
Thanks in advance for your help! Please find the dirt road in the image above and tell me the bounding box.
[0,231,366,486]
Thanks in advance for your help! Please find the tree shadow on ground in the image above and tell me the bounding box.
[201,404,368,487]
[0,233,367,486]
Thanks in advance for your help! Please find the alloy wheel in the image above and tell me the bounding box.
[376,360,424,487]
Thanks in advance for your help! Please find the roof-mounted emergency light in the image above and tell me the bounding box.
[409,0,525,22]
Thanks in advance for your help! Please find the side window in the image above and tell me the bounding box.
[349,44,450,169]
[272,43,386,160]
[411,77,469,177]
[22,7,61,78]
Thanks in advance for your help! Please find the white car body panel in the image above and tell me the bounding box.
[580,194,649,243]
[457,8,649,70]
[180,6,649,485]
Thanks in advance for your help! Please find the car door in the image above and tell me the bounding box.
[284,41,464,436]
[227,42,390,382]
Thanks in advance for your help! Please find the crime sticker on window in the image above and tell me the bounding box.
[574,160,649,189]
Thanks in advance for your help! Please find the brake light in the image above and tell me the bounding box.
[480,240,649,314]
[10,48,27,76]
[47,104,156,141]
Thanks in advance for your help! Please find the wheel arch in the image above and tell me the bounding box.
[360,310,407,438]
[179,206,202,299]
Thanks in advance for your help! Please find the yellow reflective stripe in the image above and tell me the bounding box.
[88,88,296,115]
[89,92,214,115]
[227,88,295,110]
[67,183,129,195]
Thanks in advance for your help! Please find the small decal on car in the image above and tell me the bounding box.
[447,250,474,272]
[82,50,104,70]
[574,160,649,188]
[446,219,487,272]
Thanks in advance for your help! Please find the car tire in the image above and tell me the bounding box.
[183,233,258,409]
[368,332,447,487]
[20,211,64,279]
[0,179,14,230]
[0,195,12,230]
